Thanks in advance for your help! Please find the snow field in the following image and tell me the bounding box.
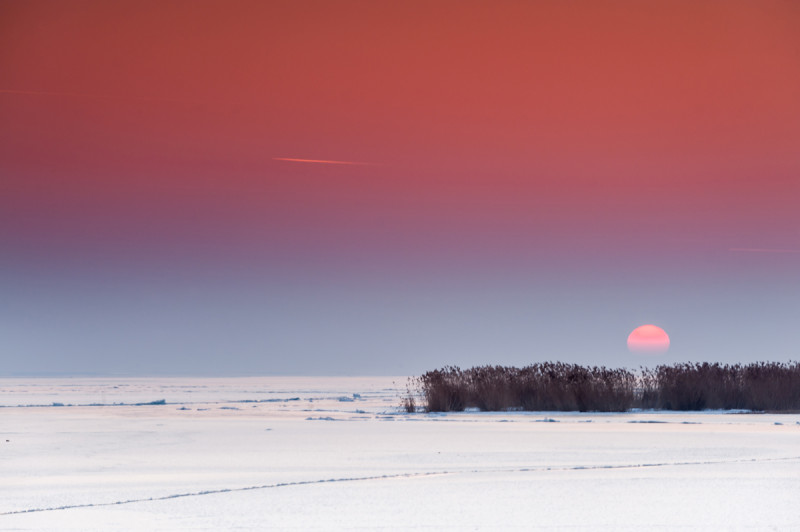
[2,377,799,530]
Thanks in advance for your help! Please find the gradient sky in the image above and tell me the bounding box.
[2,0,799,376]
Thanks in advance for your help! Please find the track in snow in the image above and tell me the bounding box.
[4,455,800,517]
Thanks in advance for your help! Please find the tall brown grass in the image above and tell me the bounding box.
[408,361,800,412]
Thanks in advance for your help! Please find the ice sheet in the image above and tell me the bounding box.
[2,377,799,530]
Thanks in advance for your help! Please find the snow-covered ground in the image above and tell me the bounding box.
[2,377,799,530]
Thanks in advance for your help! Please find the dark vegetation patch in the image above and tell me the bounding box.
[407,362,800,412]
[134,399,167,406]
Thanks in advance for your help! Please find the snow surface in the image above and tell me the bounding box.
[2,377,799,530]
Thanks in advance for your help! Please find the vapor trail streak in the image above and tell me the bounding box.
[729,248,800,254]
[273,157,373,166]
[0,88,201,105]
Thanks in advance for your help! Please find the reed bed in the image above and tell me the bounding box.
[408,361,800,412]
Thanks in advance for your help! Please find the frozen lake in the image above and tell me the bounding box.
[2,377,799,530]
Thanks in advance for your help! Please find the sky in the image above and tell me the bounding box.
[1,0,799,376]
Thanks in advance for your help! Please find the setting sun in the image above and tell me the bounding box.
[627,324,670,354]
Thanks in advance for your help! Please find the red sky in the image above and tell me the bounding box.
[1,1,799,373]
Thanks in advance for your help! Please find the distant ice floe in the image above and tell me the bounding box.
[627,408,755,414]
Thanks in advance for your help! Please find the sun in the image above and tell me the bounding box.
[627,324,670,354]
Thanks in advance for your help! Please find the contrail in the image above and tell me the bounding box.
[0,89,63,96]
[273,157,374,166]
[729,248,800,254]
[0,88,202,105]
[0,89,85,97]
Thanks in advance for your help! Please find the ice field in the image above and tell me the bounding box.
[2,377,800,530]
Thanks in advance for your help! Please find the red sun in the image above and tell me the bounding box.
[627,324,670,354]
